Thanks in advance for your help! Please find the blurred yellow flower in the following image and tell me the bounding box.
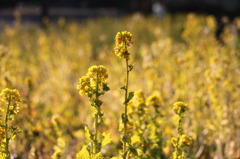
[179,134,193,147]
[0,127,5,138]
[146,93,162,107]
[173,102,188,115]
[0,88,21,105]
[133,90,145,108]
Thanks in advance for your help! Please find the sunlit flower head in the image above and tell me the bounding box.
[77,75,92,96]
[114,31,133,60]
[179,134,193,147]
[0,126,5,139]
[77,65,109,96]
[133,90,145,108]
[115,31,133,47]
[0,88,21,104]
[173,101,188,115]
[146,92,162,107]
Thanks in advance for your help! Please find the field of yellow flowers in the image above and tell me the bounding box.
[0,13,240,159]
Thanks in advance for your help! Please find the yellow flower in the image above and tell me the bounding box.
[87,65,108,86]
[9,106,14,110]
[0,88,21,107]
[115,31,133,46]
[114,31,133,60]
[0,127,5,139]
[77,65,109,96]
[77,75,92,96]
[133,90,145,108]
[173,102,188,115]
[146,92,162,107]
[0,108,4,113]
[51,149,62,159]
[179,134,193,147]
[171,137,178,147]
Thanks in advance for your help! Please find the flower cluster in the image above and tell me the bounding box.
[146,93,162,107]
[172,134,193,148]
[0,88,21,104]
[173,102,188,115]
[77,65,109,96]
[114,31,133,60]
[178,134,193,147]
[0,88,22,158]
[77,75,91,96]
[133,90,145,108]
[76,65,110,157]
[87,65,108,89]
[0,127,5,138]
[0,88,21,115]
[171,101,192,159]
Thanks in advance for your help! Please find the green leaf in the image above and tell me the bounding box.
[125,92,134,104]
[76,146,90,159]
[128,92,134,101]
[120,86,126,90]
[129,146,138,156]
[102,131,111,147]
[103,84,110,92]
[122,133,131,143]
[128,63,135,72]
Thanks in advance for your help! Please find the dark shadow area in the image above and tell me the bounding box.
[1,0,240,41]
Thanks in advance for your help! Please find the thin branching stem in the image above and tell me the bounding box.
[123,59,129,159]
[4,94,12,158]
[94,70,100,154]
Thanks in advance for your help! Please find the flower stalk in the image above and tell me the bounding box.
[171,101,193,159]
[77,65,110,156]
[0,88,21,158]
[114,31,134,159]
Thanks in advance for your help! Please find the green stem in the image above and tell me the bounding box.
[4,94,12,158]
[178,114,183,135]
[123,59,129,159]
[94,111,99,154]
[176,114,184,157]
[94,69,100,154]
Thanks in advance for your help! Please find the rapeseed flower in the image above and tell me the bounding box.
[0,88,21,115]
[77,65,109,96]
[0,127,5,138]
[173,102,188,115]
[114,31,133,60]
[0,88,21,104]
[133,90,145,108]
[179,134,193,147]
[146,93,162,107]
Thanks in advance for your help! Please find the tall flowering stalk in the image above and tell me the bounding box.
[77,65,110,158]
[128,90,148,158]
[171,102,192,159]
[146,92,165,158]
[126,90,166,158]
[114,31,135,159]
[0,88,21,159]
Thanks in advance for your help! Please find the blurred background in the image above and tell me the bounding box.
[1,0,240,159]
[1,0,240,23]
